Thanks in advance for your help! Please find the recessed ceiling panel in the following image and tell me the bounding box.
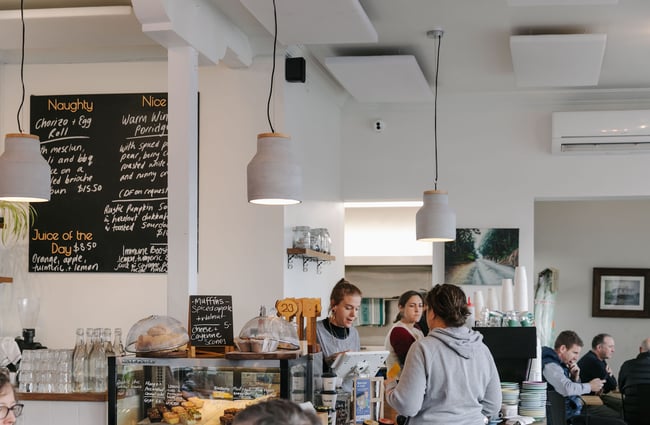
[239,0,377,45]
[325,55,433,103]
[510,34,606,87]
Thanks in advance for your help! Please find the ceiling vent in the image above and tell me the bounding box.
[552,110,650,154]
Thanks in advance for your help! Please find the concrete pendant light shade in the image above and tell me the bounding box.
[416,190,456,242]
[247,132,302,205]
[0,133,51,202]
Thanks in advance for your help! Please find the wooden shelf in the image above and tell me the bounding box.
[0,277,13,284]
[17,391,107,402]
[286,248,335,274]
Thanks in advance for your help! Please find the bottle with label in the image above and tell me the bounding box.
[72,328,89,392]
[466,297,475,328]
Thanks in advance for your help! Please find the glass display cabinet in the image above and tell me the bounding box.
[108,353,322,425]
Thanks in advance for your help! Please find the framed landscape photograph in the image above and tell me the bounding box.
[592,268,650,318]
[444,228,519,285]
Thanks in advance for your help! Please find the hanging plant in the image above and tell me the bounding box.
[0,201,35,245]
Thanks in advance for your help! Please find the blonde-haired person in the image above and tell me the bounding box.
[0,368,23,425]
[384,290,425,380]
[386,284,501,424]
[316,278,362,391]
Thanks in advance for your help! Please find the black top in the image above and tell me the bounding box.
[618,351,650,392]
[578,350,617,393]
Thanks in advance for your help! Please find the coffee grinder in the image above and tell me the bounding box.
[15,297,46,351]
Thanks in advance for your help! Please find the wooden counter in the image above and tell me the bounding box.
[17,391,107,402]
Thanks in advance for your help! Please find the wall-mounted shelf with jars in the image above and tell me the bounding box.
[287,248,335,274]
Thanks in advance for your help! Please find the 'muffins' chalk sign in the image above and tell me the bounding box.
[189,295,234,348]
[29,93,168,273]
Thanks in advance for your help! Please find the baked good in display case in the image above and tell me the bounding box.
[125,315,190,356]
[235,312,300,353]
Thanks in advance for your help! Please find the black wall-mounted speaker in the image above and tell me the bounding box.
[285,57,306,83]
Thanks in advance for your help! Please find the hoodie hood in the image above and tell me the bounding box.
[429,326,483,359]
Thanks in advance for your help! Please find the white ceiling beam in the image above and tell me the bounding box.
[132,0,252,68]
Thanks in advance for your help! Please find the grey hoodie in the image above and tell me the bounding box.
[386,326,502,425]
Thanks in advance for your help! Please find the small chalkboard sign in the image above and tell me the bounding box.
[189,295,234,348]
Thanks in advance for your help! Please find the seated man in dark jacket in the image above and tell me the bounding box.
[578,333,621,415]
[618,337,650,425]
[542,330,625,425]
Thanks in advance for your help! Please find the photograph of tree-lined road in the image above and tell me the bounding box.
[445,228,519,285]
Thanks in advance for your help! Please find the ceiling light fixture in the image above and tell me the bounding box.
[416,29,456,242]
[0,0,51,202]
[246,0,301,205]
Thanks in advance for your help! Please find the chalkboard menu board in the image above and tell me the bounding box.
[28,93,168,273]
[189,295,234,347]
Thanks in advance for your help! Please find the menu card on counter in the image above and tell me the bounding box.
[189,295,234,348]
[28,93,168,273]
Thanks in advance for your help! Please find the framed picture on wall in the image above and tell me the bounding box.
[444,228,519,285]
[592,268,650,318]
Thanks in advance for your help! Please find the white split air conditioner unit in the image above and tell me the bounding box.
[552,110,650,154]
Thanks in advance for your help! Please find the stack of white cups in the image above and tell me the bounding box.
[514,266,529,312]
[501,279,514,312]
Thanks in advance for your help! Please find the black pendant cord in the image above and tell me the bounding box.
[433,33,441,191]
[16,0,26,134]
[266,0,278,133]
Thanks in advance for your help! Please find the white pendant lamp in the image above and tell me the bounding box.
[247,132,301,205]
[416,28,456,242]
[0,134,51,202]
[246,0,302,205]
[416,189,455,241]
[0,1,51,203]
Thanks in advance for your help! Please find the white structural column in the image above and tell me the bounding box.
[132,0,252,321]
[166,46,199,318]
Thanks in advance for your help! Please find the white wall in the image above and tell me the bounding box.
[341,92,650,298]
[0,54,344,348]
[535,199,650,375]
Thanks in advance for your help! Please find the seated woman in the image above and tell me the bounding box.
[232,398,319,425]
[385,284,501,424]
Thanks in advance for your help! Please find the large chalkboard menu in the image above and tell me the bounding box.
[29,93,168,273]
[189,295,234,348]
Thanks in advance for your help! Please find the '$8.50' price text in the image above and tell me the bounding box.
[73,242,97,253]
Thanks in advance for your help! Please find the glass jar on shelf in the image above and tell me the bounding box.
[310,228,323,252]
[292,226,311,249]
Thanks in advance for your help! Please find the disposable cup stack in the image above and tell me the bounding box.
[514,266,529,312]
[501,278,514,312]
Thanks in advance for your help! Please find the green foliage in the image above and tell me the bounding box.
[444,228,480,265]
[479,228,518,262]
[0,201,35,245]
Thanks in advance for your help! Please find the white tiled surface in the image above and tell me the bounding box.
[21,400,106,425]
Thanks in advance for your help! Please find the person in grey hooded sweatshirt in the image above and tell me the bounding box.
[385,284,501,425]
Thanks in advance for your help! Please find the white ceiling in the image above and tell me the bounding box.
[0,0,649,103]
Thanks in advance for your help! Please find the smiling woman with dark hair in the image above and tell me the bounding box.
[385,284,501,425]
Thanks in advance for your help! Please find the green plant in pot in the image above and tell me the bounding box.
[0,201,35,245]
